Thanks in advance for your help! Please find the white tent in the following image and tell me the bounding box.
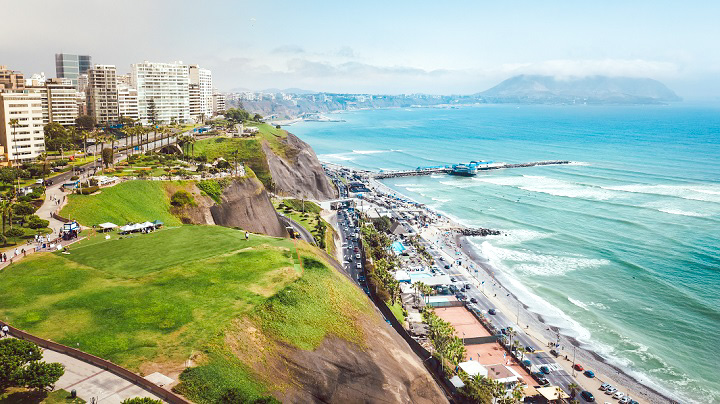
[98,222,117,229]
[140,221,155,228]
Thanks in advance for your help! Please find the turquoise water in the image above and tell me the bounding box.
[291,105,720,403]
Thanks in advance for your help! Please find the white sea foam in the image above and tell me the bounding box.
[568,297,589,310]
[474,175,617,200]
[318,152,355,162]
[604,183,720,204]
[657,208,707,217]
[352,149,388,154]
[568,161,591,166]
[480,240,610,277]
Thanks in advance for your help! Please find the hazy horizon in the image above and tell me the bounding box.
[2,0,719,99]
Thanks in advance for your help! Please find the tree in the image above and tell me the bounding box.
[43,122,69,152]
[9,118,20,165]
[567,382,580,398]
[5,228,24,240]
[27,215,49,229]
[75,114,95,131]
[13,202,35,216]
[102,148,113,168]
[252,113,263,121]
[0,339,64,391]
[121,398,162,404]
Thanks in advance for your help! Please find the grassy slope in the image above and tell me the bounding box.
[193,123,292,189]
[0,225,369,403]
[59,180,183,227]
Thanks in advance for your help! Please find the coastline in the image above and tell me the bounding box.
[362,170,678,403]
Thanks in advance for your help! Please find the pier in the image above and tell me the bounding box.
[373,160,571,179]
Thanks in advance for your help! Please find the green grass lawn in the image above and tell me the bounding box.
[59,180,182,227]
[387,301,406,325]
[0,225,370,403]
[192,137,272,188]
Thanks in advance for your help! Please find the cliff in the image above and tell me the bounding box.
[208,177,288,237]
[262,132,337,200]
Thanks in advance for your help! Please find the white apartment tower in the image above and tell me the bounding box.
[87,65,119,125]
[40,78,79,126]
[212,91,226,114]
[188,65,212,120]
[131,61,190,125]
[0,89,46,163]
[117,85,139,121]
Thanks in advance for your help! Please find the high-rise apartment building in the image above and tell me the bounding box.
[55,53,92,87]
[212,91,226,114]
[131,61,190,125]
[87,65,119,125]
[118,85,139,121]
[0,65,25,90]
[189,65,212,120]
[0,88,46,163]
[37,78,79,126]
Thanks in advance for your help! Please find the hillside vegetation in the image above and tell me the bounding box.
[59,180,184,226]
[0,226,369,403]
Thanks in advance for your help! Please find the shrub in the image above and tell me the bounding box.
[13,202,36,216]
[70,175,79,181]
[5,228,24,239]
[78,186,99,195]
[27,215,49,229]
[171,190,195,207]
[121,398,163,404]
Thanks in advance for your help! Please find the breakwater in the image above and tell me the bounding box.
[373,160,570,179]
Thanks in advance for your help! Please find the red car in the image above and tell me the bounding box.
[574,364,584,371]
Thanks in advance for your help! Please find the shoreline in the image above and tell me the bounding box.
[361,169,679,403]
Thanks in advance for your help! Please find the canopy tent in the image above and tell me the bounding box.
[98,222,117,229]
[118,221,159,234]
[151,220,164,227]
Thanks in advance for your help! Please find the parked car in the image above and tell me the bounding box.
[605,387,617,395]
[599,383,610,391]
[355,253,361,259]
[539,366,550,374]
[574,363,584,371]
[580,391,595,402]
[537,377,550,386]
[549,349,559,357]
[612,392,625,400]
[619,396,631,404]
[584,370,595,378]
[488,308,496,315]
[470,297,478,304]
[522,359,531,367]
[356,262,361,269]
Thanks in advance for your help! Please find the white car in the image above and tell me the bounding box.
[355,253,361,259]
[605,387,617,395]
[612,392,625,400]
[599,383,610,391]
[356,262,361,269]
[619,397,631,404]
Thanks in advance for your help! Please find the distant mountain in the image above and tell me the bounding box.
[261,87,316,94]
[479,75,681,104]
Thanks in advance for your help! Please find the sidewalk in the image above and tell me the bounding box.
[43,349,164,403]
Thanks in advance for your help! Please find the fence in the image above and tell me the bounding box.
[0,320,189,404]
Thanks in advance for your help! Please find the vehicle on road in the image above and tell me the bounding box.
[444,264,450,269]
[356,263,361,269]
[549,349,558,357]
[355,253,361,259]
[536,377,549,386]
[580,391,595,402]
[488,308,496,315]
[470,297,478,303]
[599,383,610,391]
[539,366,550,374]
[525,346,535,353]
[574,364,584,371]
[450,276,456,282]
[584,370,595,378]
[612,392,625,400]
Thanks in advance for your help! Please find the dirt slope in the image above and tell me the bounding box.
[208,176,287,237]
[263,133,337,200]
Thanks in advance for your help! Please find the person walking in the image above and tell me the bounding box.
[245,231,249,241]
[1,324,9,338]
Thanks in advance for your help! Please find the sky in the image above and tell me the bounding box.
[2,0,719,98]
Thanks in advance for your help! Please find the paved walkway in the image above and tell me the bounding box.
[42,349,165,403]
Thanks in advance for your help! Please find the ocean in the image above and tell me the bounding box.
[290,104,720,403]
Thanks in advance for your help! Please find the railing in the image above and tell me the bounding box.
[0,320,190,404]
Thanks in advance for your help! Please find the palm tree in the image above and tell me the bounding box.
[517,346,526,361]
[9,118,19,166]
[567,382,580,398]
[37,152,49,183]
[0,200,11,234]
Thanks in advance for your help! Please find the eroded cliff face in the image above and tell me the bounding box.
[209,177,287,237]
[262,133,337,200]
